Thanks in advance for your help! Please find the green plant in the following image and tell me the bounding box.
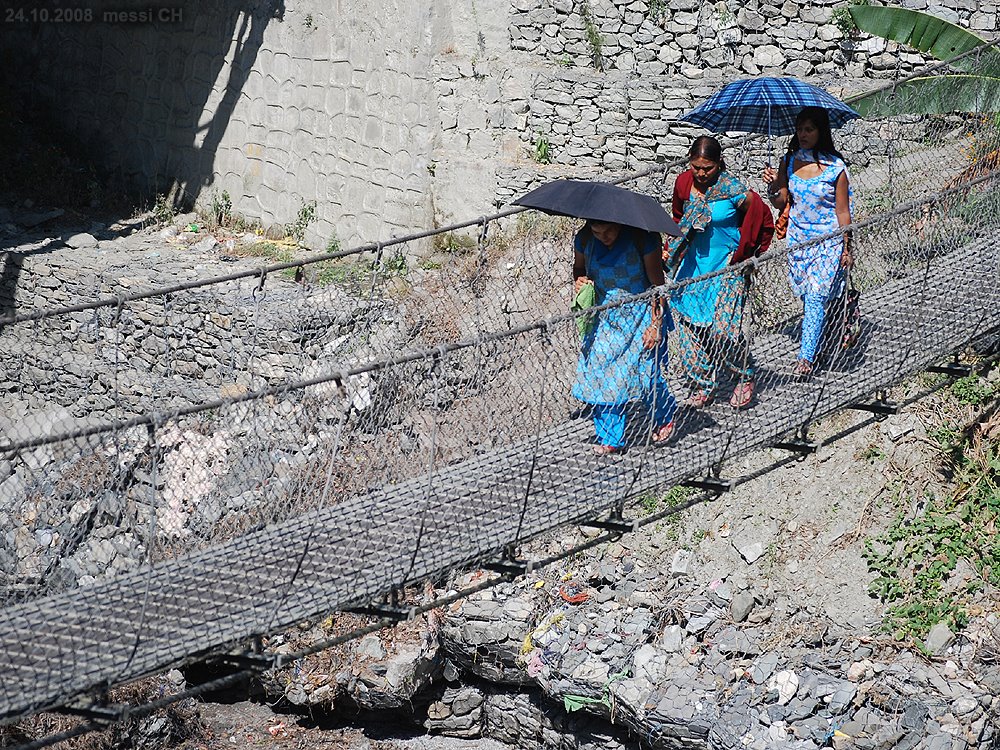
[580,2,604,71]
[210,189,232,227]
[647,0,668,22]
[714,1,734,28]
[863,416,1000,645]
[951,374,996,406]
[287,200,317,244]
[846,6,1000,118]
[243,241,293,263]
[557,54,573,67]
[533,134,552,164]
[313,260,371,289]
[150,193,176,225]
[639,485,695,516]
[380,250,409,277]
[433,231,477,254]
[857,443,886,463]
[832,0,870,38]
[303,13,315,29]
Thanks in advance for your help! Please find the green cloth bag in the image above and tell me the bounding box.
[572,282,596,337]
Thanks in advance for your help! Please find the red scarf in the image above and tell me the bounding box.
[668,170,775,266]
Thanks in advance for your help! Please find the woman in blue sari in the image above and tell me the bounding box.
[572,220,677,455]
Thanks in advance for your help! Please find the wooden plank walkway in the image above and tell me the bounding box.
[1,237,998,722]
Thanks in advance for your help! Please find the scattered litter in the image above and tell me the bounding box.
[559,583,589,604]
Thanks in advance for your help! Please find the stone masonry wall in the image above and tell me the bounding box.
[2,0,997,248]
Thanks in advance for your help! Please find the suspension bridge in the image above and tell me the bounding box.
[2,52,1000,744]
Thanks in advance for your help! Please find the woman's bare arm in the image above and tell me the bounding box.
[762,156,790,210]
[834,170,852,266]
[573,250,590,293]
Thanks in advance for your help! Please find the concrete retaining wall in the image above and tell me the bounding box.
[2,0,996,247]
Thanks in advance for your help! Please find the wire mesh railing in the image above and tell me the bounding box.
[1,42,1000,730]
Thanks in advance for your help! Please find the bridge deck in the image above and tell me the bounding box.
[1,238,998,721]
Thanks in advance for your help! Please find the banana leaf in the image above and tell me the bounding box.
[849,74,1000,117]
[848,6,1000,76]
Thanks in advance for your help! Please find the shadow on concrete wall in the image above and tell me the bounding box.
[0,0,285,211]
[0,253,24,324]
[171,0,286,207]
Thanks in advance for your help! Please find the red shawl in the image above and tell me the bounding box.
[669,169,774,265]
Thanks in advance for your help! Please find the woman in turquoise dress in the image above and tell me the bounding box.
[666,136,769,409]
[763,107,853,377]
[572,220,677,455]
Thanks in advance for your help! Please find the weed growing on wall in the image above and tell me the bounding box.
[647,0,668,23]
[580,3,605,71]
[150,193,177,226]
[832,0,871,38]
[533,135,552,164]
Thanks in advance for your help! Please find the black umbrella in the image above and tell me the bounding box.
[513,179,681,236]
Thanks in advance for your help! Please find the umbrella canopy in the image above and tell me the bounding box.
[513,179,681,236]
[679,77,861,136]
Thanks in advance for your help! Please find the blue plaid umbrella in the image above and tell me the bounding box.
[679,77,860,136]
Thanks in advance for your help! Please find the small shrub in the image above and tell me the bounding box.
[210,189,232,227]
[647,0,668,22]
[832,0,871,38]
[533,135,552,164]
[286,200,317,244]
[150,193,176,225]
[951,374,995,406]
[381,250,409,277]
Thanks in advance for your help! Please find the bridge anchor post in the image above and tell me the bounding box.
[927,353,973,379]
[774,425,818,457]
[847,390,900,420]
[681,465,731,495]
[347,587,418,621]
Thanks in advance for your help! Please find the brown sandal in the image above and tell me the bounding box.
[652,422,675,445]
[730,381,755,409]
[593,443,623,456]
[683,392,713,408]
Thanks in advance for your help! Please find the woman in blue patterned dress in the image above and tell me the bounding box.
[762,107,853,377]
[573,221,677,455]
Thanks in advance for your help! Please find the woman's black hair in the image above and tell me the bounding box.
[786,106,845,164]
[688,135,726,171]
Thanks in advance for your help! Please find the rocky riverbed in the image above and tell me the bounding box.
[253,393,1000,750]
